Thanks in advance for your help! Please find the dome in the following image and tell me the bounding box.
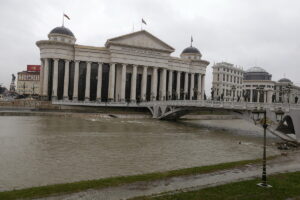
[278,78,292,83]
[181,46,201,55]
[49,26,75,37]
[246,66,266,73]
[244,66,272,81]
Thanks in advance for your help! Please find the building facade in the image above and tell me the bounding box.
[242,67,275,103]
[274,78,300,104]
[211,62,244,101]
[17,65,41,95]
[36,26,209,102]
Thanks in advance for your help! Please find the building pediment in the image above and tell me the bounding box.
[105,30,175,53]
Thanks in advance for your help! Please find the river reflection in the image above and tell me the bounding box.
[0,116,280,191]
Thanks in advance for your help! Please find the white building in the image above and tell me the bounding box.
[211,62,244,101]
[17,70,40,95]
[275,78,300,104]
[243,67,275,103]
[36,26,209,102]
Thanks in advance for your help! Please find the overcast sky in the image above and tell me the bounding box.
[1,0,300,93]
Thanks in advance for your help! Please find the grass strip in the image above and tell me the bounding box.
[131,171,300,200]
[0,157,275,200]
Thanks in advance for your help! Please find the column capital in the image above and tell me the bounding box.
[53,58,59,62]
[98,62,103,65]
[74,60,80,63]
[86,61,92,64]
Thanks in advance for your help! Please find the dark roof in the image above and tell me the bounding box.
[181,46,201,54]
[49,26,75,37]
[278,78,292,83]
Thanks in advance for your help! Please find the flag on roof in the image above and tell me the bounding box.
[64,13,70,20]
[142,18,147,25]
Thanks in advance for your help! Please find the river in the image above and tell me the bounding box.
[0,116,280,191]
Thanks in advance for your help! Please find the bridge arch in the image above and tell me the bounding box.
[277,115,295,134]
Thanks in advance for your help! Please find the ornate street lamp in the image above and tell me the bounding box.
[252,107,271,188]
[275,107,284,122]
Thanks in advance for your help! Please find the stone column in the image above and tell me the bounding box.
[184,72,188,100]
[197,74,202,100]
[151,67,157,101]
[52,58,59,100]
[96,63,102,101]
[130,65,137,102]
[161,68,167,101]
[275,89,279,102]
[73,60,80,101]
[250,89,253,103]
[121,64,127,102]
[190,73,194,100]
[267,91,273,103]
[108,63,116,101]
[201,74,205,100]
[168,70,173,100]
[42,58,49,98]
[141,66,148,101]
[85,62,91,101]
[257,91,260,103]
[176,71,181,100]
[63,60,70,100]
[39,59,44,96]
[264,91,267,103]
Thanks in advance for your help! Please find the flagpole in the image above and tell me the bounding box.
[62,13,64,27]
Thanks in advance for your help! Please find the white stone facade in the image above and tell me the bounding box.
[36,27,209,102]
[243,80,275,103]
[212,62,244,101]
[17,71,40,95]
[274,79,300,104]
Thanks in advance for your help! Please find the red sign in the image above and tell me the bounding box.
[27,65,41,72]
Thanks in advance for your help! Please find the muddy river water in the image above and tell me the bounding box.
[0,116,280,191]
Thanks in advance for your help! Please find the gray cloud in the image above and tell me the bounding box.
[0,0,299,92]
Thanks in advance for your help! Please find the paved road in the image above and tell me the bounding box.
[37,150,300,200]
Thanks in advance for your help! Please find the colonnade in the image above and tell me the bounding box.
[245,89,273,103]
[40,58,206,102]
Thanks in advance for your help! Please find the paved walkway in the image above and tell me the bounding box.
[37,151,300,200]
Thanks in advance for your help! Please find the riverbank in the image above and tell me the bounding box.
[131,171,300,200]
[0,156,279,200]
[37,150,299,200]
[1,150,299,200]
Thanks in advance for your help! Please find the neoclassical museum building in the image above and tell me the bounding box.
[36,26,209,102]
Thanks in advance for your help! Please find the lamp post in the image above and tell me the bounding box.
[286,84,292,103]
[252,107,271,188]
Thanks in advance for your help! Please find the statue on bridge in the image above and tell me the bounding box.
[9,74,16,92]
